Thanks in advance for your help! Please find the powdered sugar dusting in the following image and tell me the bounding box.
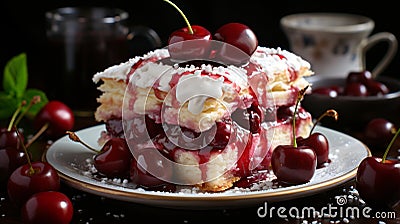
[68,153,342,196]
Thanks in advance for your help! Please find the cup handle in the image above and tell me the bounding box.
[361,32,398,78]
[127,25,163,56]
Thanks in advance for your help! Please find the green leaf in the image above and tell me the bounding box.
[21,88,49,119]
[0,91,19,120]
[3,53,28,98]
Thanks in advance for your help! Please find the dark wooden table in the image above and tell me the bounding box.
[1,114,400,224]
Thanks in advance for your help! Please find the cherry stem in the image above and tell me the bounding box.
[309,109,338,135]
[66,131,100,153]
[25,123,49,149]
[15,126,35,175]
[382,126,400,163]
[293,85,309,147]
[7,100,27,131]
[14,96,41,127]
[164,0,194,34]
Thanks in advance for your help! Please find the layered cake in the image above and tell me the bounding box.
[92,45,314,192]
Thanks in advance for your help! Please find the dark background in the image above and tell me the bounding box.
[1,0,399,90]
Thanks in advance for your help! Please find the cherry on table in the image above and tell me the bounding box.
[356,157,400,208]
[21,191,73,224]
[0,126,24,151]
[0,147,29,184]
[363,118,396,149]
[0,98,32,150]
[356,124,400,208]
[7,161,60,207]
[33,100,75,139]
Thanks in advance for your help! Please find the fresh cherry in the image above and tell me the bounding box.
[7,161,60,207]
[311,87,339,98]
[271,145,317,184]
[67,132,133,178]
[363,118,396,149]
[94,138,133,178]
[0,126,24,151]
[213,22,258,65]
[33,100,74,139]
[297,109,338,168]
[356,126,400,208]
[346,70,372,84]
[344,82,368,96]
[0,99,34,150]
[0,147,29,184]
[21,191,73,224]
[271,86,317,184]
[313,70,390,97]
[213,22,258,56]
[164,0,212,60]
[130,147,174,191]
[365,79,389,95]
[297,133,329,168]
[345,70,389,96]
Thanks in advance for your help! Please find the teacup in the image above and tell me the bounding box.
[280,13,398,79]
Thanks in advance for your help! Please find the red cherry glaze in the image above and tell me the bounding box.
[271,145,317,185]
[129,116,163,143]
[94,138,133,178]
[233,171,269,188]
[33,100,75,138]
[21,191,73,224]
[297,133,330,168]
[7,161,60,207]
[0,148,29,184]
[0,127,24,151]
[356,157,400,207]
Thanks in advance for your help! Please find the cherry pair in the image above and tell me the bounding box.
[164,0,258,65]
[271,87,335,185]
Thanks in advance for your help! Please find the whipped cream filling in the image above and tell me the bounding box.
[176,71,224,115]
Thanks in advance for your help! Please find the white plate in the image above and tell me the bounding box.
[45,124,370,209]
